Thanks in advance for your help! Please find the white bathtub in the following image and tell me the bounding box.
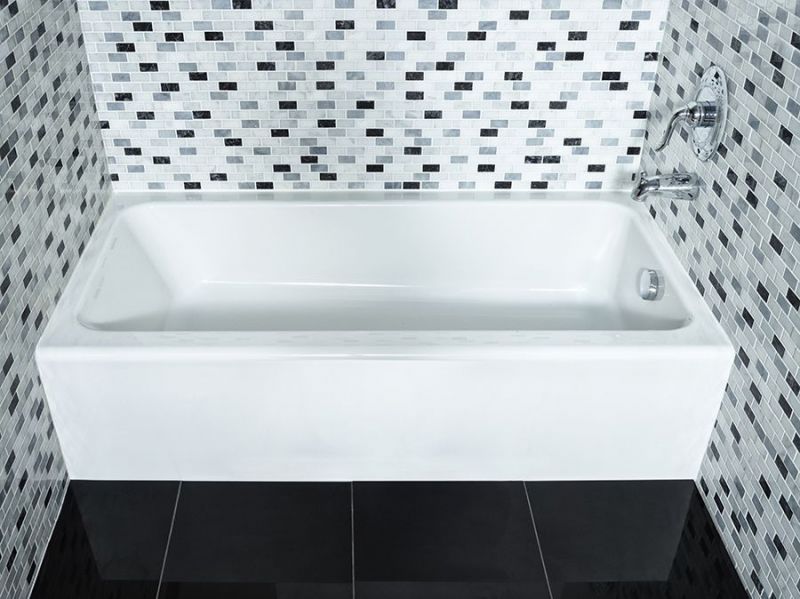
[37,191,733,481]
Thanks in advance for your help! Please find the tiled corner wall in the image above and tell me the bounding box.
[642,0,800,596]
[0,0,111,595]
[78,0,669,191]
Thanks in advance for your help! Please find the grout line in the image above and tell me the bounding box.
[155,481,182,599]
[350,481,356,599]
[523,481,553,599]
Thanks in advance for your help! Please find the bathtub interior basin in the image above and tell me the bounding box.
[78,198,689,333]
[37,191,733,482]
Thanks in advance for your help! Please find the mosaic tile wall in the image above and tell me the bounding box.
[78,0,669,191]
[641,0,800,597]
[0,0,111,595]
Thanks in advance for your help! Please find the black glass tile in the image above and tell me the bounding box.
[158,482,351,599]
[526,481,748,598]
[353,482,549,599]
[31,481,178,599]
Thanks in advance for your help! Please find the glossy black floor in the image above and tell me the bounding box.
[31,480,748,599]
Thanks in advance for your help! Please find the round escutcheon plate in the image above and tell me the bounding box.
[692,65,728,161]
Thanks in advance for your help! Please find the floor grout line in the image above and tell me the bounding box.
[155,481,182,599]
[350,481,356,599]
[523,481,554,599]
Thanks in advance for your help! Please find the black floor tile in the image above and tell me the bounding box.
[353,481,550,599]
[30,480,178,599]
[158,582,351,598]
[526,480,749,598]
[31,479,750,599]
[158,482,351,599]
[355,581,550,599]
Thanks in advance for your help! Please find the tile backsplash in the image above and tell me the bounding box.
[642,0,800,596]
[78,0,668,191]
[0,0,111,596]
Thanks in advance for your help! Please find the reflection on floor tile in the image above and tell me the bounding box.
[526,481,749,598]
[31,480,748,599]
[30,481,178,599]
[356,581,552,599]
[158,582,351,599]
[158,482,352,599]
[353,481,550,599]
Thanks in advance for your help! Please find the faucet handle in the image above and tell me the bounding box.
[653,101,717,152]
[650,65,728,160]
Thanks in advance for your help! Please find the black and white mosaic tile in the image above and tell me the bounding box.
[78,0,669,191]
[0,0,111,596]
[642,0,800,597]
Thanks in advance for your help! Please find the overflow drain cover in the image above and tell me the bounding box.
[639,268,664,301]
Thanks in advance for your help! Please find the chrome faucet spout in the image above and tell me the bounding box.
[631,171,699,202]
